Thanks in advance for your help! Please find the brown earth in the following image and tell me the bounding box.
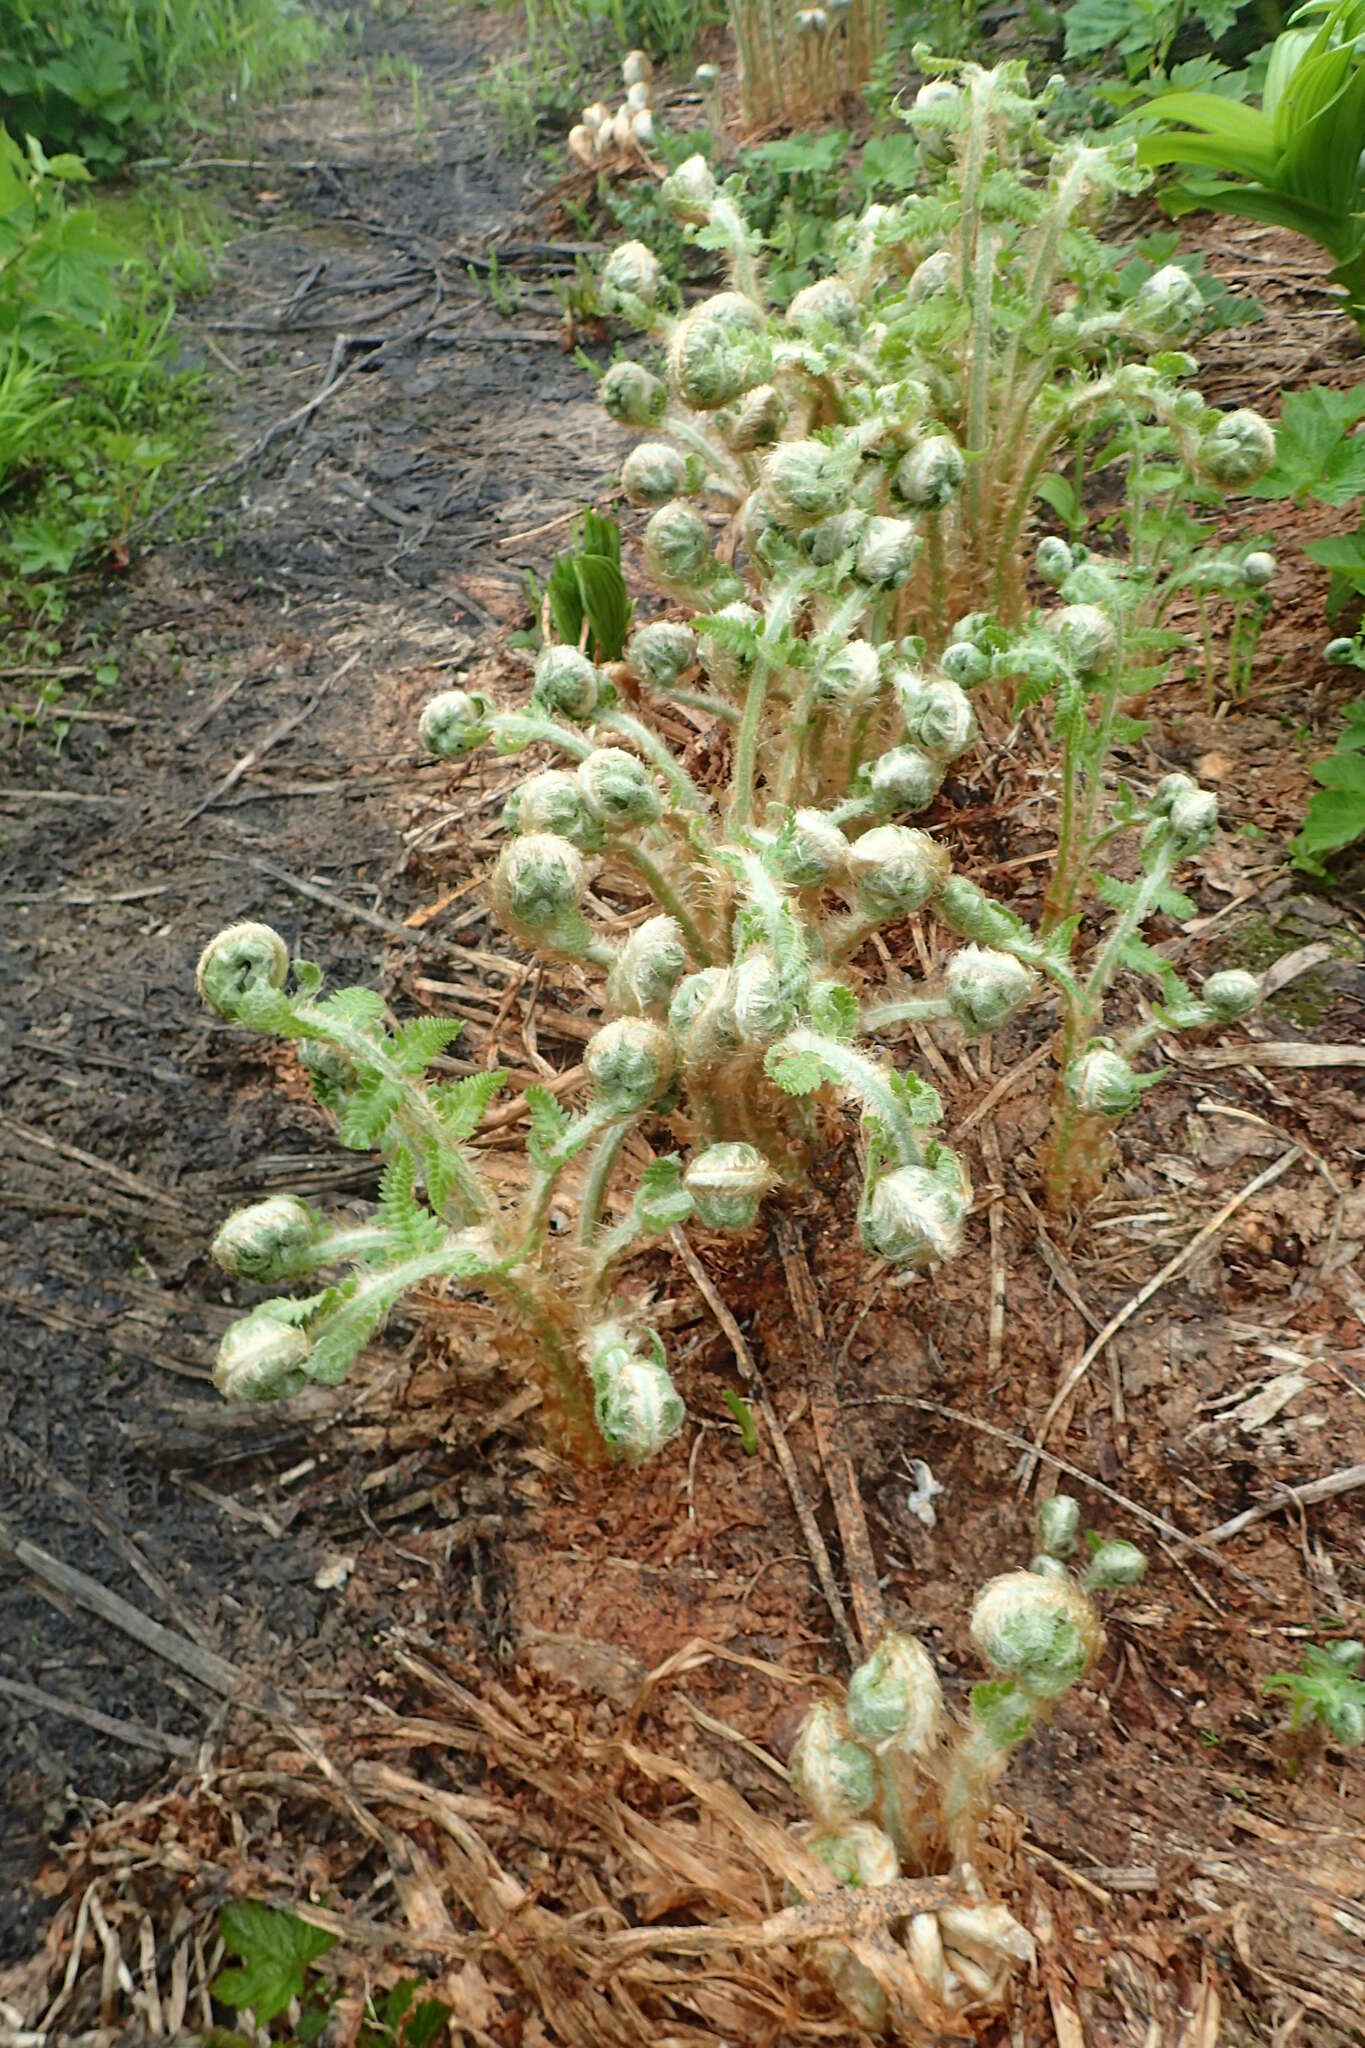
[1,11,1363,2045]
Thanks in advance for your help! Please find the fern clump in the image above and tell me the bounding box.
[600,59,1276,652]
[583,56,1269,1211]
[787,1502,1144,2030]
[198,59,1269,1460]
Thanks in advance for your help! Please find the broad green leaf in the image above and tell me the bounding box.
[1305,527,1365,585]
[1252,385,1365,503]
[1035,473,1082,528]
[404,1996,454,2048]
[212,1902,336,2025]
[573,551,632,661]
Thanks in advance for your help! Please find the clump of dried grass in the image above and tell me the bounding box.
[3,1641,971,2046]
[4,1637,1362,2048]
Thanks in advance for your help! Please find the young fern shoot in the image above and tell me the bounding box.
[729,0,887,126]
[596,61,1276,654]
[197,922,689,1463]
[786,1498,1145,2031]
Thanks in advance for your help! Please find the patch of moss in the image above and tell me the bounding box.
[1222,909,1361,1029]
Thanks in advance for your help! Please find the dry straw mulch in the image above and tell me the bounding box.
[3,1632,1362,2047]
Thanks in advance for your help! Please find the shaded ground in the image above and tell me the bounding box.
[0,1,612,1962]
[2,13,1364,2044]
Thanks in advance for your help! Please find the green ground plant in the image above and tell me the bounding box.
[0,128,208,596]
[209,1900,450,2046]
[1250,383,1365,636]
[1063,0,1278,82]
[1263,1639,1365,1746]
[0,0,327,168]
[1291,693,1365,873]
[1138,0,1365,325]
[786,1500,1145,2029]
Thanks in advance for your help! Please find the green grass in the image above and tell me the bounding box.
[0,0,329,170]
[0,0,315,643]
[0,132,219,638]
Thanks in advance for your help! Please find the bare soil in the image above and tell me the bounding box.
[1,14,1363,2045]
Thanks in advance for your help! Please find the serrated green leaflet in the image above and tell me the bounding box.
[212,1901,336,2024]
[525,1084,571,1168]
[431,1070,507,1140]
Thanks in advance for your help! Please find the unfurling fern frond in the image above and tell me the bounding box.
[431,1069,508,1139]
[390,1015,464,1074]
[377,1152,446,1256]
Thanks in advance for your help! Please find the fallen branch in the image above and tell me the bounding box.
[0,1674,194,1760]
[1202,1459,1365,1544]
[775,1215,886,1653]
[180,648,363,826]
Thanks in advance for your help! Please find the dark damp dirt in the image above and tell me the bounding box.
[2,13,1365,2042]
[0,0,614,1962]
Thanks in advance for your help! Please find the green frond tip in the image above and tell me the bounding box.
[337,1074,405,1151]
[888,1069,944,1128]
[633,1155,694,1233]
[377,1152,446,1256]
[313,985,388,1031]
[431,1069,507,1140]
[525,1084,571,1168]
[721,1387,759,1454]
[390,1015,464,1074]
[809,981,860,1042]
[764,1042,839,1095]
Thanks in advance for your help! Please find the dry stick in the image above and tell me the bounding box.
[2,1116,191,1218]
[774,1216,887,1654]
[1171,1041,1365,1072]
[0,1518,242,1698]
[234,852,426,946]
[957,1039,1052,1136]
[0,1518,409,1865]
[1016,1183,1104,1335]
[1019,1146,1304,1487]
[1202,1460,1365,1545]
[2,1427,203,1643]
[668,1226,857,1663]
[844,1397,1272,1599]
[180,648,363,826]
[978,1124,1007,1387]
[0,1674,194,1760]
[124,335,373,543]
